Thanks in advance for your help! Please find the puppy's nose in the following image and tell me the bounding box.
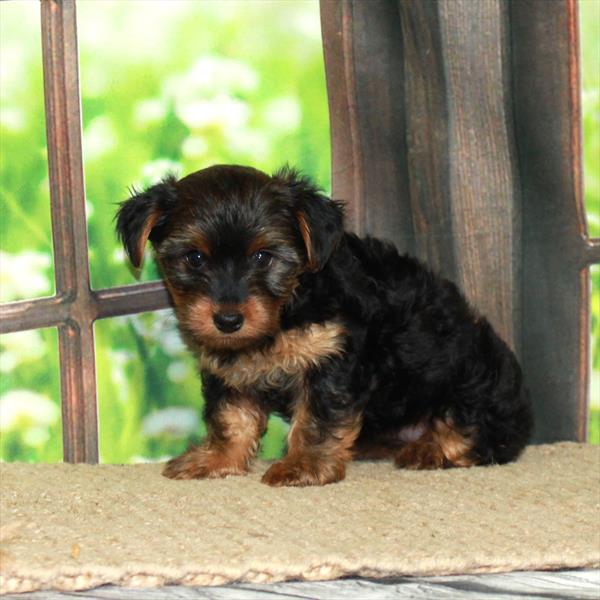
[213,312,244,333]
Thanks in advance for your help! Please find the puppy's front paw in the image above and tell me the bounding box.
[261,454,346,487]
[162,446,248,480]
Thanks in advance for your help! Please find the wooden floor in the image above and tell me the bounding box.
[4,570,599,599]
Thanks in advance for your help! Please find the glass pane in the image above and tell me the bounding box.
[0,2,54,303]
[95,312,287,463]
[581,0,599,444]
[0,328,62,462]
[590,266,599,444]
[78,0,331,291]
[580,0,599,238]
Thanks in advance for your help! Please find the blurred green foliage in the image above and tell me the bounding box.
[581,0,600,440]
[0,1,598,462]
[0,0,327,462]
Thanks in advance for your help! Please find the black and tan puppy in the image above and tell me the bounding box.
[116,165,533,486]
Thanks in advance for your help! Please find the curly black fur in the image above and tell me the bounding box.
[116,164,533,486]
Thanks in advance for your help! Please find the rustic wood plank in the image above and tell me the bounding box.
[510,0,588,441]
[398,0,456,281]
[323,0,519,346]
[322,0,589,440]
[320,0,365,234]
[437,0,519,348]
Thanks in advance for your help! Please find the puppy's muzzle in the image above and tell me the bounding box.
[213,312,244,333]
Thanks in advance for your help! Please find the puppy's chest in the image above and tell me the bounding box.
[199,321,346,392]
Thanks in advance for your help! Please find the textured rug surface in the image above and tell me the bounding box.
[1,442,599,594]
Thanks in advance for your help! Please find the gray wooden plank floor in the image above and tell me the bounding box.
[4,570,599,600]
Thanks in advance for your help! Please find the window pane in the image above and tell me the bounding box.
[0,2,54,303]
[95,312,287,463]
[78,0,330,291]
[0,328,62,462]
[581,0,599,444]
[580,0,599,239]
[95,311,201,463]
[590,266,599,444]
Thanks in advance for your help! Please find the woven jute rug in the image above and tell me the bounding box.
[1,442,599,594]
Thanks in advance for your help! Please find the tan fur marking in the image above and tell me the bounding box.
[296,210,317,271]
[200,321,346,390]
[246,235,270,256]
[190,234,211,258]
[162,398,266,480]
[135,212,159,268]
[394,419,475,470]
[261,390,361,487]
[179,295,218,340]
[433,420,475,467]
[169,293,285,351]
[238,295,282,341]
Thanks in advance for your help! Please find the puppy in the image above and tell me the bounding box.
[116,165,533,486]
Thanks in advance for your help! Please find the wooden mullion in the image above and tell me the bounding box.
[584,239,600,266]
[0,295,70,334]
[41,0,98,463]
[93,282,171,321]
[0,281,171,334]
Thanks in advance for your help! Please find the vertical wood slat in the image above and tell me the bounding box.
[321,0,590,441]
[320,0,365,235]
[322,0,520,347]
[511,0,589,442]
[437,0,520,348]
[41,0,99,463]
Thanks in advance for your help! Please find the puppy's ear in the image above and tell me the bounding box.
[115,176,177,268]
[272,167,344,272]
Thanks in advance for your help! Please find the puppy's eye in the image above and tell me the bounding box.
[252,250,273,267]
[185,250,206,269]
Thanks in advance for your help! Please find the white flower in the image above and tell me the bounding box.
[166,56,258,100]
[175,94,250,131]
[0,390,59,432]
[181,136,209,159]
[590,370,600,408]
[136,159,182,189]
[0,330,45,373]
[225,128,270,162]
[167,361,190,383]
[133,98,168,127]
[83,115,117,160]
[141,407,199,438]
[291,10,323,41]
[263,97,302,133]
[161,325,187,356]
[108,350,133,393]
[23,426,50,447]
[0,251,51,303]
[128,311,186,356]
[0,106,25,132]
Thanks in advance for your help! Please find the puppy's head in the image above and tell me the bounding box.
[116,165,343,350]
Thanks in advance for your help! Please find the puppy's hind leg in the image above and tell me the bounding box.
[394,419,476,470]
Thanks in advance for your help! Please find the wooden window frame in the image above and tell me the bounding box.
[0,0,598,464]
[0,1,170,462]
